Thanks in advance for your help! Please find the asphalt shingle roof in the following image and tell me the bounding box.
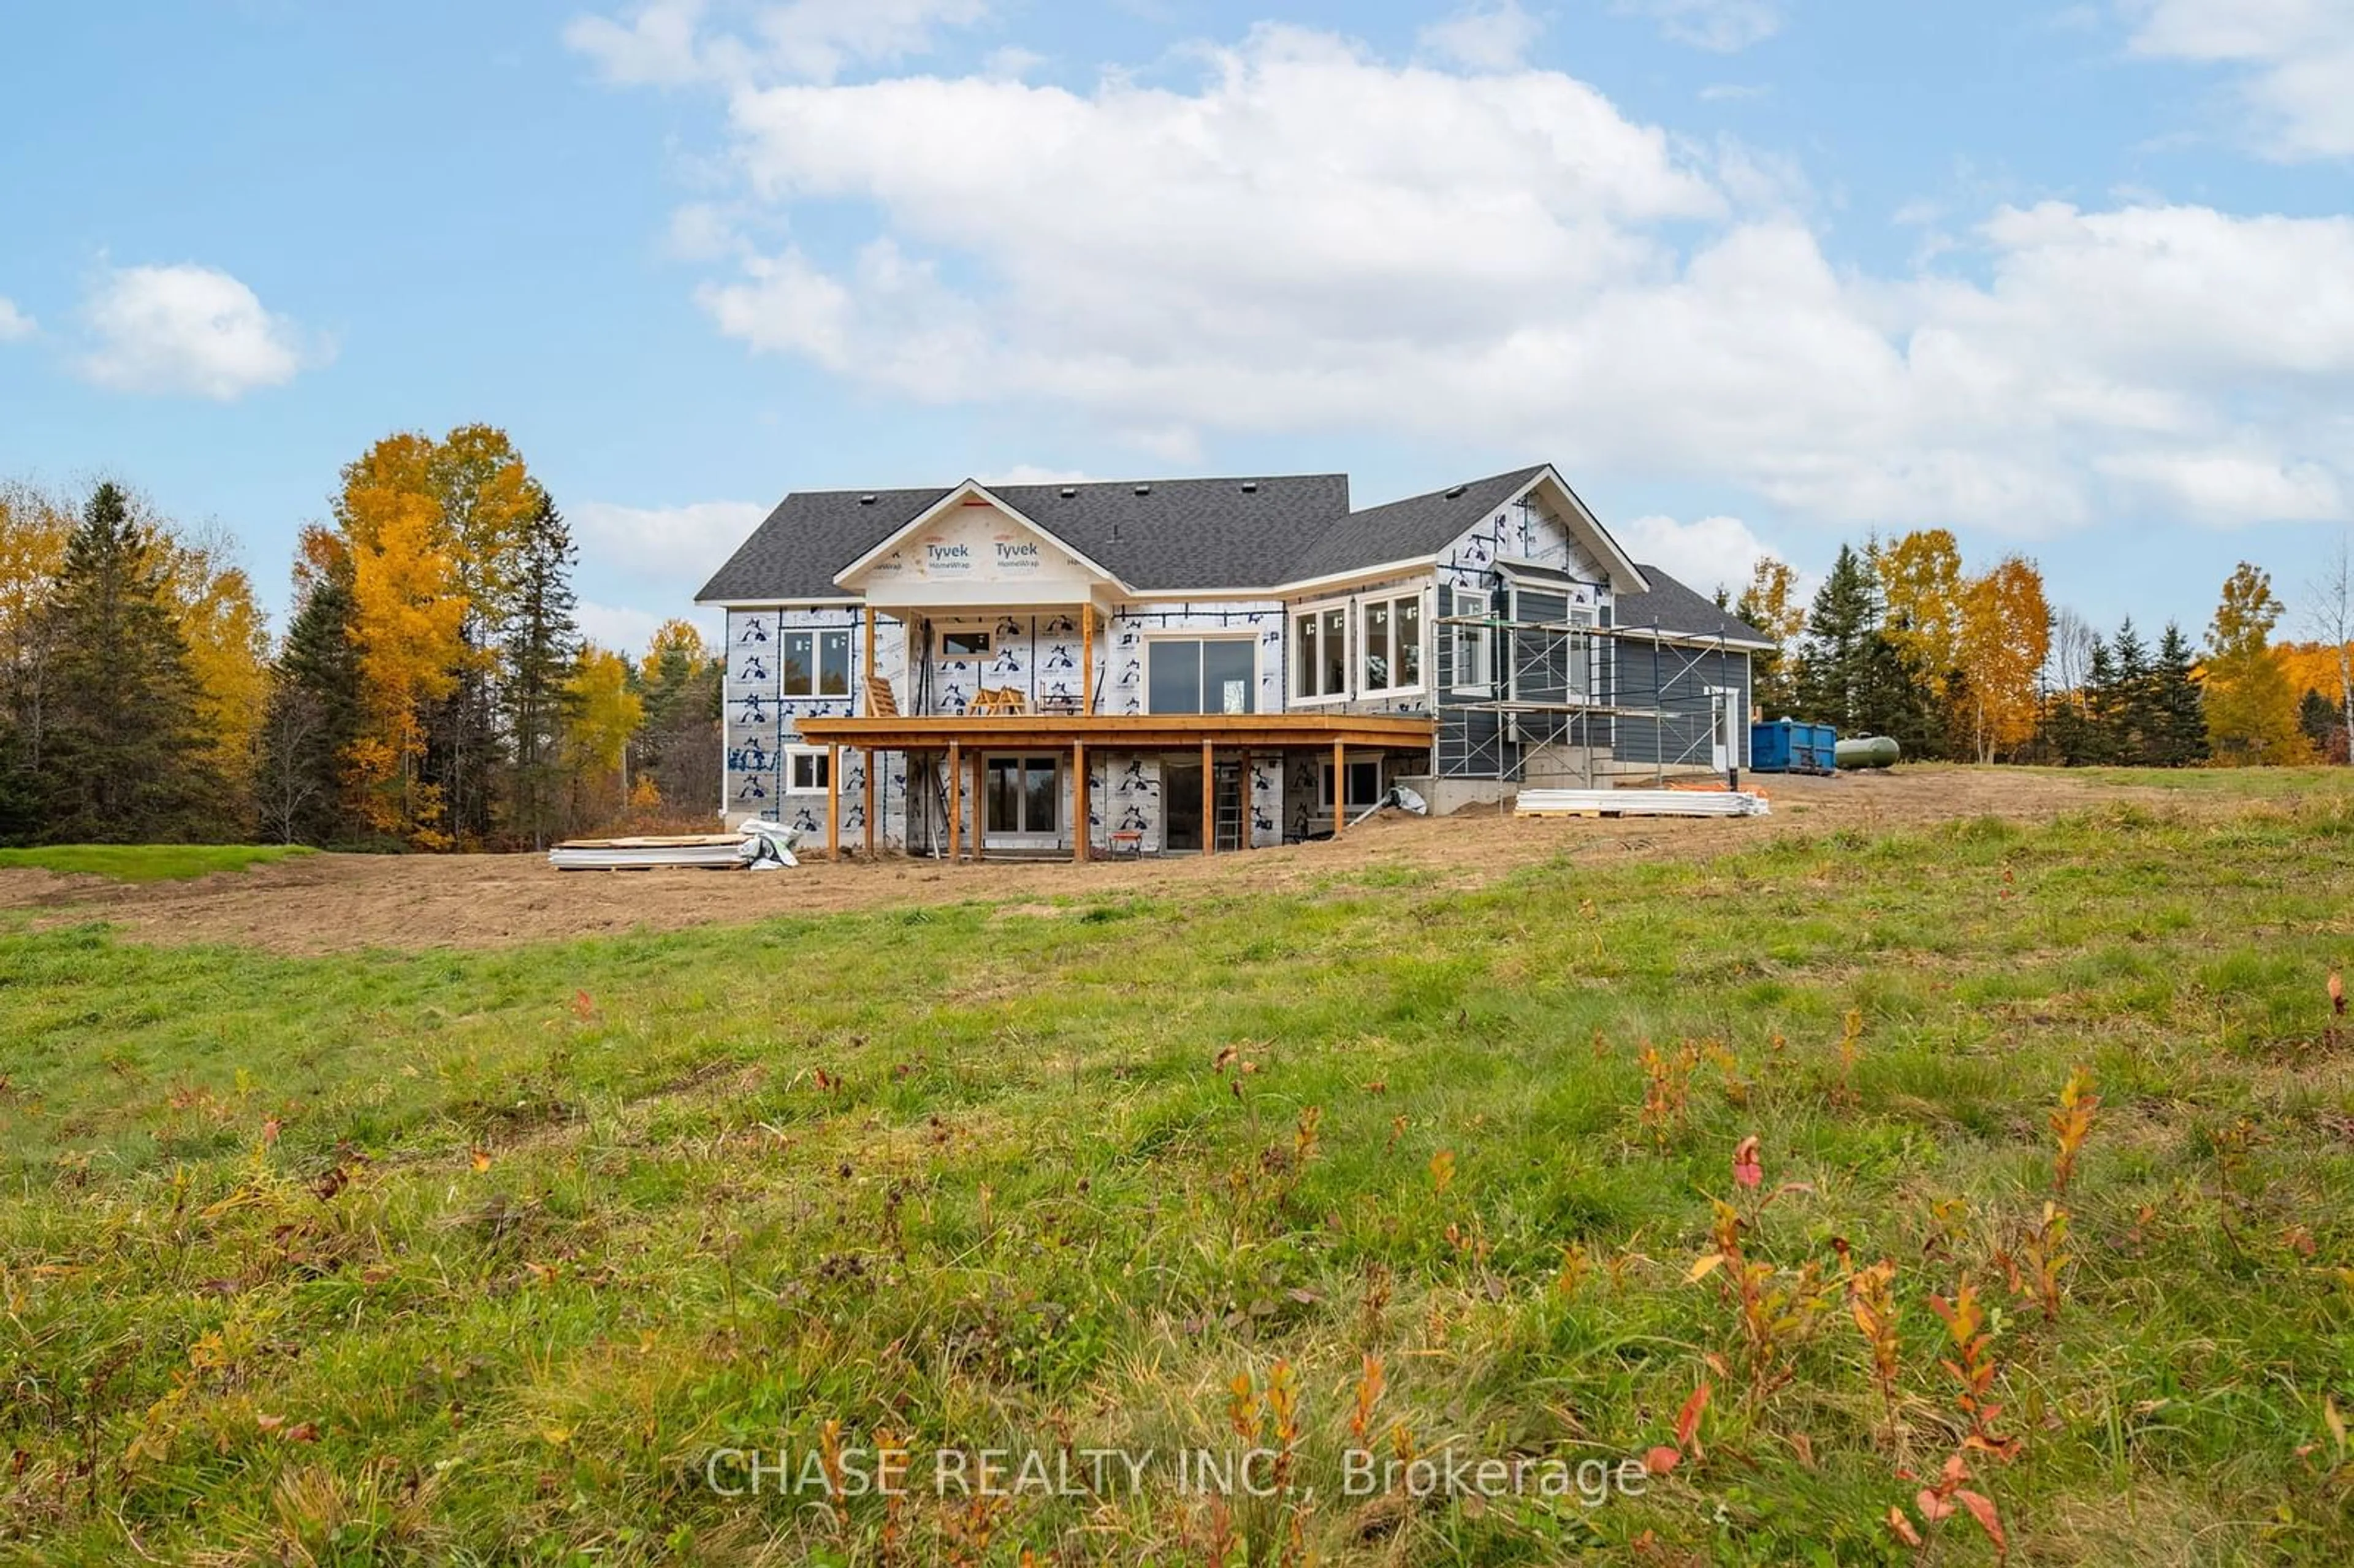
[1616,565,1772,644]
[1279,465,1548,582]
[693,467,1751,642]
[695,474,1355,602]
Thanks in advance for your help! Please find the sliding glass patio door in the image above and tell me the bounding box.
[983,755,1062,848]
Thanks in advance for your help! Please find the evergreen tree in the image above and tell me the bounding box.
[2149,623,2209,767]
[0,710,34,843]
[633,620,723,814]
[2078,636,2119,765]
[1794,544,1937,750]
[1853,631,1941,758]
[2299,688,2343,763]
[255,548,363,844]
[33,483,219,840]
[503,492,578,849]
[1793,545,1879,729]
[2109,618,2155,764]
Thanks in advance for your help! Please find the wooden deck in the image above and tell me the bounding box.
[793,711,1434,750]
[792,711,1434,862]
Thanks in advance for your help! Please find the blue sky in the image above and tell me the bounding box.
[4,1,2351,652]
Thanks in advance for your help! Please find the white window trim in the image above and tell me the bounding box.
[779,625,855,699]
[1289,595,1356,707]
[782,744,832,794]
[934,622,996,660]
[1357,590,1430,700]
[1141,631,1259,717]
[1449,582,1496,696]
[1319,757,1386,812]
[1568,606,1597,701]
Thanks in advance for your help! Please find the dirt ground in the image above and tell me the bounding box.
[0,767,2231,955]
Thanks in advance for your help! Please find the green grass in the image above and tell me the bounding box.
[0,843,314,882]
[5,786,2354,1563]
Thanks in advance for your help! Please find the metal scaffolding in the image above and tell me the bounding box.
[1434,610,1739,784]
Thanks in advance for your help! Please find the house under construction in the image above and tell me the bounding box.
[695,463,1773,859]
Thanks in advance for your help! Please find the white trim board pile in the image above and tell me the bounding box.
[549,822,802,871]
[1515,789,1770,819]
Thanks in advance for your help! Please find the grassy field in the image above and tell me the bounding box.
[0,843,313,883]
[5,778,2354,1564]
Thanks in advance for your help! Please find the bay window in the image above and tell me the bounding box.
[1295,604,1350,701]
[1361,593,1424,695]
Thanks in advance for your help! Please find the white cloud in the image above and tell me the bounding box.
[983,464,1094,485]
[77,263,318,400]
[583,15,2354,535]
[577,598,722,657]
[0,297,34,341]
[2126,0,2354,159]
[1617,0,1785,53]
[571,498,769,590]
[1618,514,1786,601]
[1417,2,1544,72]
[566,0,990,86]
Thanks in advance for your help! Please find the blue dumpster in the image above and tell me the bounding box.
[1750,720,1837,775]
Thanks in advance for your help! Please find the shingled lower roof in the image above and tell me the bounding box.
[1281,465,1548,583]
[1616,564,1773,646]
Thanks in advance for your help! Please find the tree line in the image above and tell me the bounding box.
[0,427,721,850]
[1727,528,2336,766]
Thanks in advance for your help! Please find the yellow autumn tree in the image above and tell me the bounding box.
[0,481,72,755]
[563,644,643,829]
[426,425,543,842]
[1955,555,2051,763]
[639,618,709,683]
[1876,528,1967,681]
[152,527,272,816]
[338,436,467,845]
[1734,557,1805,717]
[2274,641,2350,714]
[2205,563,2309,765]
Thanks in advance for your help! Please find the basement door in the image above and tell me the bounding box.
[983,754,1061,850]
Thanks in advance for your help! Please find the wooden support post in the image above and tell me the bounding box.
[826,743,841,860]
[1331,739,1345,840]
[863,746,877,858]
[971,750,985,862]
[863,604,877,685]
[1201,737,1215,856]
[1073,742,1089,863]
[947,743,962,862]
[1081,603,1094,717]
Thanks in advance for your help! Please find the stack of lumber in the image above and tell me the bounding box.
[549,833,763,872]
[1515,788,1771,820]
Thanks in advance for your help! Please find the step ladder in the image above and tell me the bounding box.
[1213,762,1246,851]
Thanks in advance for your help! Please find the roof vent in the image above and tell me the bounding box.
[859,493,878,505]
[1059,486,1077,498]
[1133,484,1151,497]
[1241,481,1260,493]
[1444,484,1468,500]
